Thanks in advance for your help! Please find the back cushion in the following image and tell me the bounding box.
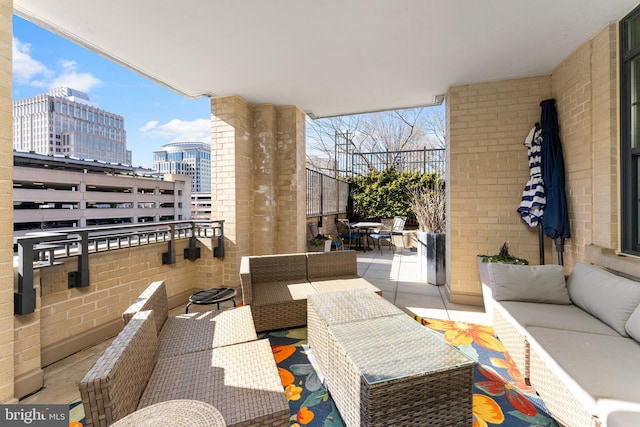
[307,250,357,280]
[122,280,168,335]
[249,253,308,283]
[625,304,640,342]
[568,263,640,337]
[79,310,158,426]
[488,263,571,304]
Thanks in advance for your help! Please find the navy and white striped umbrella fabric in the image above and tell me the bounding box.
[518,126,546,227]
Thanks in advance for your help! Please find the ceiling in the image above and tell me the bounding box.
[13,0,640,118]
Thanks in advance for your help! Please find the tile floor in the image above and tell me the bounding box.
[21,247,488,407]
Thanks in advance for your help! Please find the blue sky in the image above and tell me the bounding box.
[12,15,211,169]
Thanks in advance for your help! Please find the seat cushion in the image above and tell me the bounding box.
[139,339,289,425]
[157,306,257,358]
[596,399,640,427]
[310,277,381,295]
[527,327,640,414]
[568,263,640,337]
[252,280,317,305]
[495,301,619,336]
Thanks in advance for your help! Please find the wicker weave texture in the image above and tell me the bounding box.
[79,310,158,427]
[122,280,168,335]
[139,339,289,427]
[529,346,597,427]
[308,290,404,375]
[311,277,382,295]
[249,253,308,283]
[110,399,227,427]
[307,250,357,280]
[158,307,258,358]
[492,306,530,378]
[251,298,309,333]
[312,299,473,427]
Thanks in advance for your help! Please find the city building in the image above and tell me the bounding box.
[153,142,211,193]
[13,151,191,236]
[13,87,132,164]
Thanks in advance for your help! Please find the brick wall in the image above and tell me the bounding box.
[12,239,217,397]
[447,76,552,304]
[551,24,618,265]
[0,0,14,402]
[211,96,306,284]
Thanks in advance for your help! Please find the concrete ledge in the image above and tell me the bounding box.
[444,284,484,307]
[14,368,44,400]
[585,244,640,280]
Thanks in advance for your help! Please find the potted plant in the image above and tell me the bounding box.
[477,242,528,319]
[410,179,446,285]
[308,232,332,252]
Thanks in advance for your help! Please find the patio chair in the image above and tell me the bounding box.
[369,219,393,252]
[391,216,407,251]
[336,218,361,249]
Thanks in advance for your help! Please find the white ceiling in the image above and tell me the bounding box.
[13,0,640,118]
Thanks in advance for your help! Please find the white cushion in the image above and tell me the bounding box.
[527,327,640,414]
[488,263,571,304]
[625,304,640,342]
[568,263,640,337]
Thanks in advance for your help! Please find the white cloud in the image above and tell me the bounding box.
[140,118,211,143]
[12,37,53,85]
[139,121,159,132]
[12,37,101,92]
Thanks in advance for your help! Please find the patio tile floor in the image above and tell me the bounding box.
[21,248,488,407]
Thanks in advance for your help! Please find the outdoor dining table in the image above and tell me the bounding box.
[351,222,383,252]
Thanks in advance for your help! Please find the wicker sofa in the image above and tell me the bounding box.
[240,250,381,332]
[488,262,640,427]
[79,280,289,427]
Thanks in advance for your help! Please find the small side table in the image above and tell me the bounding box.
[186,287,237,313]
[111,400,226,427]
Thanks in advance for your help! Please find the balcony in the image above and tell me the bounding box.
[19,245,486,421]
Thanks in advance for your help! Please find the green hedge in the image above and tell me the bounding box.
[347,169,441,220]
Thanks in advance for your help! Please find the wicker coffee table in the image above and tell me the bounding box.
[307,290,474,426]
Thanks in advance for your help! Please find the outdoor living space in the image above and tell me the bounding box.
[20,248,487,411]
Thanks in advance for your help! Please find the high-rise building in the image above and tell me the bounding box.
[153,142,211,193]
[13,87,131,165]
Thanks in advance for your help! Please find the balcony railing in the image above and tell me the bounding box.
[14,220,225,315]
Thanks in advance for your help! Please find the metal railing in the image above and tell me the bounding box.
[351,148,445,176]
[306,168,350,218]
[14,220,224,315]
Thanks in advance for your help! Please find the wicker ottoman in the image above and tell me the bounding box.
[307,289,404,381]
[327,315,474,427]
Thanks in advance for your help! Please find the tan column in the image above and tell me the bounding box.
[210,96,306,286]
[0,0,17,402]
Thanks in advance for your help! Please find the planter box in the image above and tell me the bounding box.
[308,240,332,252]
[418,232,446,285]
[477,257,493,321]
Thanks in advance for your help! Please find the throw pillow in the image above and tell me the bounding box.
[568,263,640,337]
[626,304,640,342]
[488,263,571,304]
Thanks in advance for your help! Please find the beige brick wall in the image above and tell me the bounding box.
[11,239,216,391]
[447,76,552,304]
[0,0,14,402]
[447,24,622,304]
[210,96,306,285]
[551,24,618,264]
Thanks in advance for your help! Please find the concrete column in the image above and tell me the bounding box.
[0,0,17,402]
[210,96,306,286]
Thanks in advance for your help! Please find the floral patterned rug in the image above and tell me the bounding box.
[71,317,559,426]
[262,318,559,426]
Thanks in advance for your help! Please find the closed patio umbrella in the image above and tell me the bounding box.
[539,98,570,265]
